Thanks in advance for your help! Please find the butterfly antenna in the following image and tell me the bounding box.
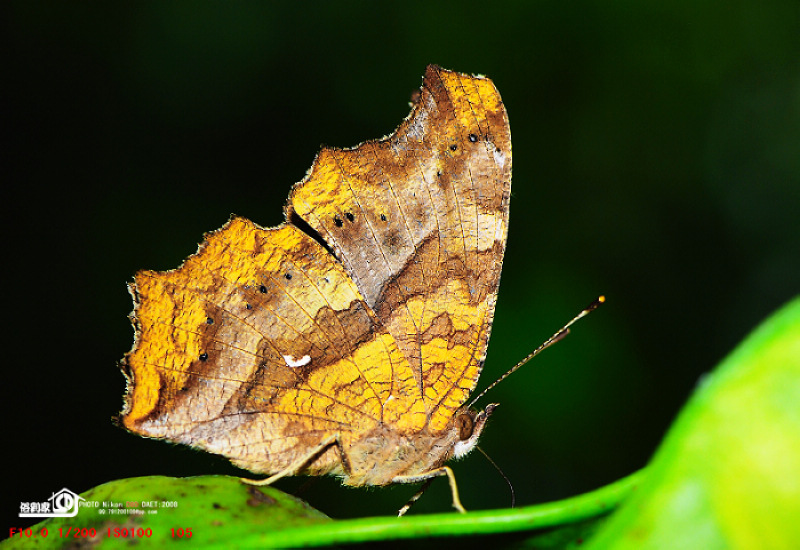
[476,446,515,508]
[468,296,605,408]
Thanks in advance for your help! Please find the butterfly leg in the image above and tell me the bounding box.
[241,434,339,486]
[392,466,466,516]
[396,477,435,517]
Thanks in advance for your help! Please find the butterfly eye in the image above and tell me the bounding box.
[455,413,474,441]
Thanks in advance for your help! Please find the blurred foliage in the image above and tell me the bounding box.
[588,296,800,548]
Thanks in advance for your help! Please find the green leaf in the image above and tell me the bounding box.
[2,476,330,549]
[2,472,642,548]
[587,296,800,549]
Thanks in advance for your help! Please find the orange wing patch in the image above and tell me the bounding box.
[121,65,511,500]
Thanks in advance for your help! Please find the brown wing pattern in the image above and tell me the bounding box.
[121,66,511,478]
[122,218,426,474]
[289,65,512,431]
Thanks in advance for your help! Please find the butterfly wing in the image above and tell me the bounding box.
[121,66,511,478]
[289,65,512,431]
[121,217,426,474]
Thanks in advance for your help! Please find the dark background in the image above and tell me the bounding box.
[4,1,798,529]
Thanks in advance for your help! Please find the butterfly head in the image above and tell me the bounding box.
[451,403,498,460]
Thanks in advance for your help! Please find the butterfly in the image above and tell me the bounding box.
[121,65,512,515]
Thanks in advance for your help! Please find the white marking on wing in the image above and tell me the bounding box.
[283,354,311,368]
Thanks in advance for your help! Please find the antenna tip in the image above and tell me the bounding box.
[587,295,606,310]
